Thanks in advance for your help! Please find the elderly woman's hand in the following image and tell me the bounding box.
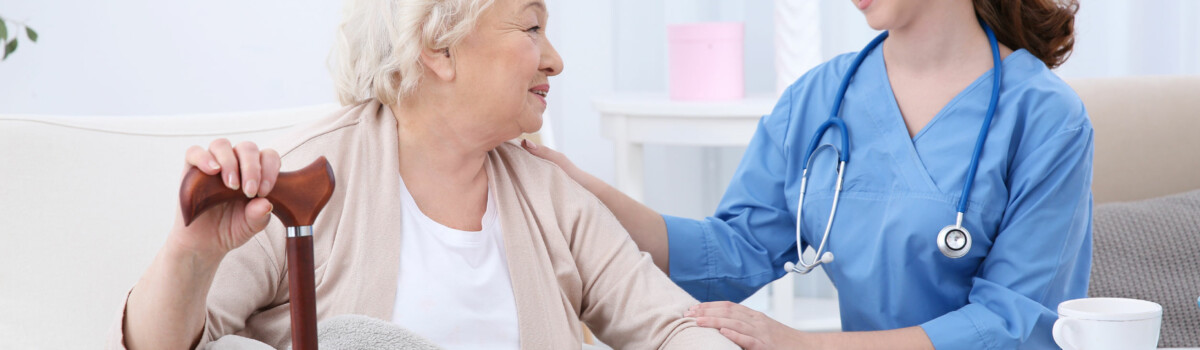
[170,138,281,260]
[686,301,810,350]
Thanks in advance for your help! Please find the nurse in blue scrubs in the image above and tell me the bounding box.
[524,0,1089,348]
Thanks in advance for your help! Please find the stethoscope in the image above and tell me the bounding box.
[784,20,1002,275]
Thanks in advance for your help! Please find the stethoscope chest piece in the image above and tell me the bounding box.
[936,224,972,258]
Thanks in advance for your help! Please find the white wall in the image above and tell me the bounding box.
[0,0,342,115]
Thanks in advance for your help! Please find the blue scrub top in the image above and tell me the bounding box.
[665,45,1093,349]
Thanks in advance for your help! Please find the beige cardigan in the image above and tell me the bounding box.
[110,101,738,350]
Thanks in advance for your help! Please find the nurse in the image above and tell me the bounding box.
[524,0,1091,349]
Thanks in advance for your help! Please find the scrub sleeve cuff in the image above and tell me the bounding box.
[920,304,995,350]
[663,214,713,300]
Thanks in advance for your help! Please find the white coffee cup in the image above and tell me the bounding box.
[1053,297,1162,350]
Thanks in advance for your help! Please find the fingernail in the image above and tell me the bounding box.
[208,161,221,171]
[267,203,274,215]
[684,310,694,317]
[244,180,257,198]
[524,139,538,149]
[259,180,271,197]
[227,173,240,190]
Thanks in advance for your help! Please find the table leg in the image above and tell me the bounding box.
[769,272,795,327]
[612,115,645,203]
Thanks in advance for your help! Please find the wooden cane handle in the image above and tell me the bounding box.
[179,156,336,227]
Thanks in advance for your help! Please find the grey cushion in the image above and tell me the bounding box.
[1089,189,1200,347]
[204,315,443,350]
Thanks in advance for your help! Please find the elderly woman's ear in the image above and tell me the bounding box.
[419,46,456,82]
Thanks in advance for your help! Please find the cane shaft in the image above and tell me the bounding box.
[287,235,318,350]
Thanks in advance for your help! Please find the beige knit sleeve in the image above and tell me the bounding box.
[198,220,287,344]
[105,221,285,350]
[566,193,739,350]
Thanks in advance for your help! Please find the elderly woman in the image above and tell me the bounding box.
[112,0,738,349]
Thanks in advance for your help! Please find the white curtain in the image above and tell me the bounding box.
[1058,0,1200,78]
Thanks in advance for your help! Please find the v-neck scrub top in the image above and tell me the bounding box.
[665,46,1094,349]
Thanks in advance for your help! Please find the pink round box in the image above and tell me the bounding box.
[667,22,745,101]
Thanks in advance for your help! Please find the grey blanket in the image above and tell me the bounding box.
[203,314,443,350]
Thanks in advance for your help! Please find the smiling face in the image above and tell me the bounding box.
[446,0,563,140]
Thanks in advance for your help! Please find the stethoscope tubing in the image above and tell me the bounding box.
[791,144,844,274]
[957,20,1003,215]
[788,18,1002,274]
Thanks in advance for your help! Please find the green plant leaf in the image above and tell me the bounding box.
[0,19,7,41]
[4,38,17,60]
[25,27,37,43]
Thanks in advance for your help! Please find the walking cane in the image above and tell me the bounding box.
[179,156,335,350]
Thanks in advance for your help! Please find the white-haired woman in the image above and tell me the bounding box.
[112,0,738,349]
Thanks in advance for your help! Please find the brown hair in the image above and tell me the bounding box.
[973,0,1079,69]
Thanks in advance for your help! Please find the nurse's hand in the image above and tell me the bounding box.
[685,301,810,350]
[521,139,587,182]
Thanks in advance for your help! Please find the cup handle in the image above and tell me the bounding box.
[1052,318,1077,350]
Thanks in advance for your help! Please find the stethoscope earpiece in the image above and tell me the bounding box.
[783,251,835,274]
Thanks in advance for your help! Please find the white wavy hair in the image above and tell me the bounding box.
[330,0,496,106]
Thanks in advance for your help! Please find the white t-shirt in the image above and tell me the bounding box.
[391,176,520,350]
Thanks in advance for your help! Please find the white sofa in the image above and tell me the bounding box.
[1,76,1197,349]
[0,105,338,349]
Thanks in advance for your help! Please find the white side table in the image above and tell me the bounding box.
[593,94,842,332]
[594,94,775,202]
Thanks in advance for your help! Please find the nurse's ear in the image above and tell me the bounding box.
[419,46,456,82]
